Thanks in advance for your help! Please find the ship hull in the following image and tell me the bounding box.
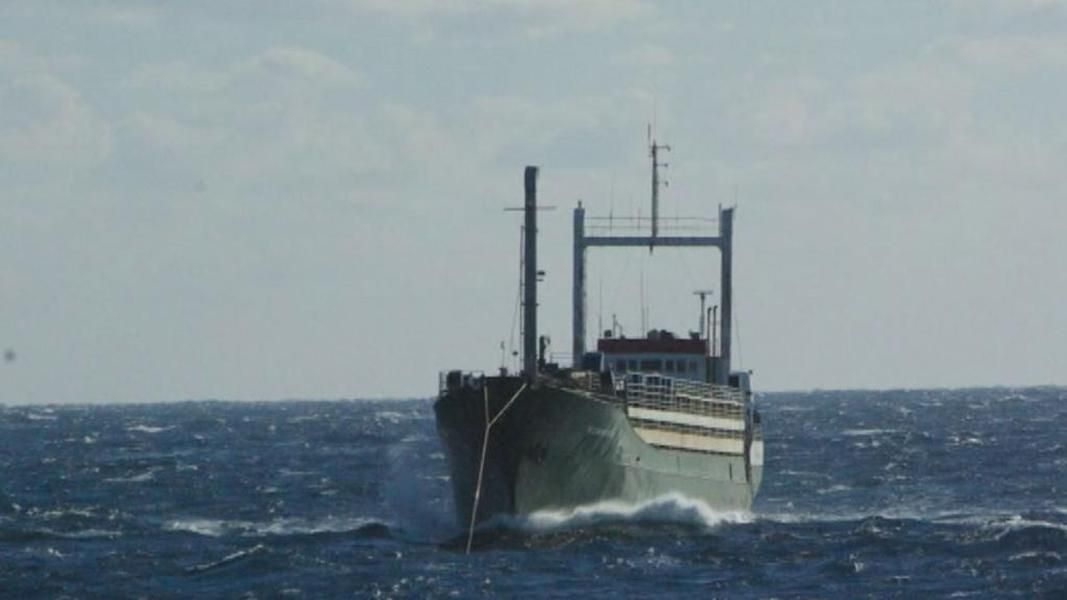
[434,376,763,526]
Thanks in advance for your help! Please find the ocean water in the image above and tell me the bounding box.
[1,387,1065,598]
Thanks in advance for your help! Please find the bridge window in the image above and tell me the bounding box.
[665,360,674,372]
[639,359,662,372]
[615,360,626,372]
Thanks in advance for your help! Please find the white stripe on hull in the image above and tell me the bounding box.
[633,427,745,454]
[751,440,764,466]
[628,407,745,432]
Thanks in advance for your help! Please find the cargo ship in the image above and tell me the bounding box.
[435,142,763,541]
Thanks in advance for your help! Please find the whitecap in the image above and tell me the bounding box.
[164,518,234,537]
[105,467,160,483]
[1009,550,1062,562]
[26,413,57,421]
[500,493,752,532]
[986,515,1067,539]
[252,516,378,536]
[127,424,172,434]
[187,544,267,573]
[35,507,95,519]
[53,528,123,539]
[816,484,852,495]
[842,428,897,437]
[376,411,409,423]
[164,515,384,538]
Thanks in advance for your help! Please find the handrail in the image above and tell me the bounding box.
[438,370,486,395]
[623,372,745,403]
[620,372,746,420]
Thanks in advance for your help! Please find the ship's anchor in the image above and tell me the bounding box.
[466,381,527,554]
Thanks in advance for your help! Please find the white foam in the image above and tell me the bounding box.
[1009,550,1062,562]
[164,515,382,537]
[127,424,172,434]
[498,493,752,532]
[816,484,852,495]
[51,528,123,539]
[253,516,377,536]
[841,428,897,437]
[165,518,234,537]
[37,507,95,519]
[188,544,266,572]
[26,413,57,421]
[105,467,160,483]
[985,514,1067,539]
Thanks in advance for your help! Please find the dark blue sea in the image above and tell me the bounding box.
[1,387,1065,598]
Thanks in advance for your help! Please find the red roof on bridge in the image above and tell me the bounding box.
[597,337,707,355]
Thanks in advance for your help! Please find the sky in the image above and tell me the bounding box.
[1,1,1065,403]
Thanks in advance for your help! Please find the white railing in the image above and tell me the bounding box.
[438,370,486,395]
[621,372,746,420]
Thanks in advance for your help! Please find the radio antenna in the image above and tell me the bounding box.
[648,123,670,250]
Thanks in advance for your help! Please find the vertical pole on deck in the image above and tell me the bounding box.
[523,167,539,380]
[718,207,734,384]
[572,202,586,366]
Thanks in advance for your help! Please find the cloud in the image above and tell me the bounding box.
[242,46,363,88]
[953,33,1067,71]
[0,49,112,170]
[345,0,651,38]
[113,45,386,196]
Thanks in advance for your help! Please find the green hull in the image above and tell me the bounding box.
[434,376,763,526]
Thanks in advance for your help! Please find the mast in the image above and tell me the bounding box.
[718,206,734,383]
[649,126,670,248]
[571,140,737,385]
[693,289,714,341]
[523,166,539,380]
[572,201,586,361]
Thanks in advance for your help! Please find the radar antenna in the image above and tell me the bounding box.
[648,123,670,251]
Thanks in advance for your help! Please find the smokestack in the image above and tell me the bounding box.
[523,166,539,380]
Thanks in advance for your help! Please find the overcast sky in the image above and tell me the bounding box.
[2,1,1065,403]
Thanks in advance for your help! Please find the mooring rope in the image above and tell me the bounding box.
[465,381,527,555]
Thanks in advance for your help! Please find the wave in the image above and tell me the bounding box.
[753,507,1067,542]
[0,525,124,543]
[46,527,123,539]
[841,428,898,437]
[105,468,160,483]
[489,493,752,533]
[26,413,57,421]
[165,518,231,537]
[441,495,752,552]
[186,543,268,574]
[983,514,1067,542]
[164,516,392,539]
[126,424,173,434]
